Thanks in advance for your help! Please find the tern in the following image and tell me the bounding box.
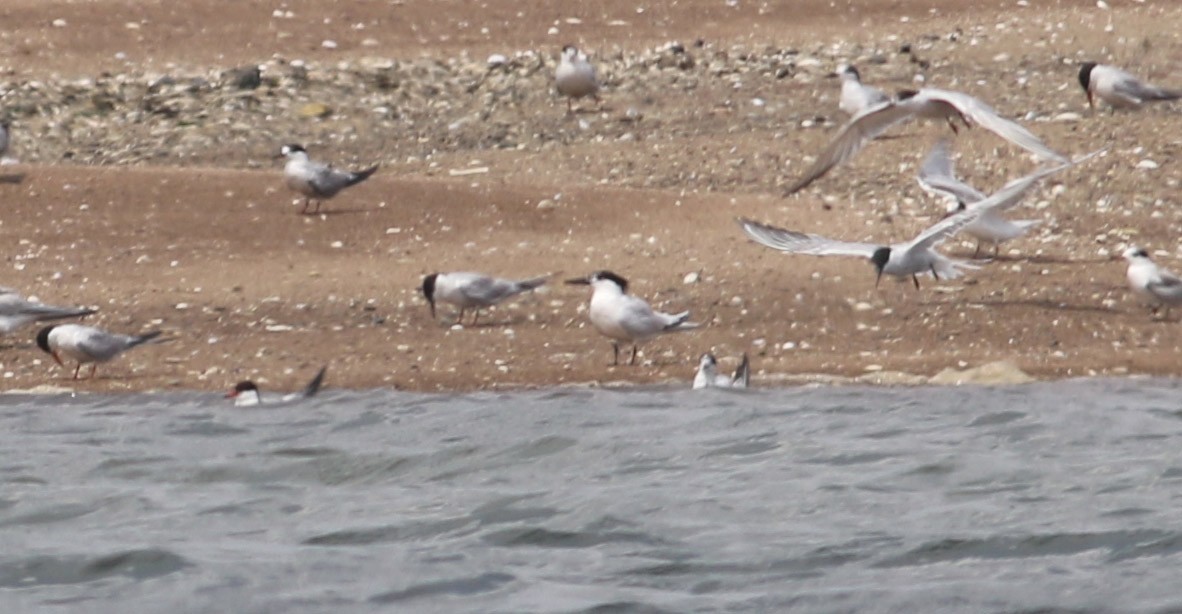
[835,64,889,116]
[0,288,95,336]
[421,272,550,325]
[278,144,379,214]
[565,271,699,366]
[226,365,328,407]
[917,138,1040,258]
[1079,63,1182,110]
[36,324,166,380]
[555,45,600,113]
[743,158,1077,289]
[784,88,1067,195]
[693,353,750,389]
[1122,247,1182,318]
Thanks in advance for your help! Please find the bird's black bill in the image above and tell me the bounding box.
[564,277,591,286]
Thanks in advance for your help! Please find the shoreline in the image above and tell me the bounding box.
[2,2,1181,393]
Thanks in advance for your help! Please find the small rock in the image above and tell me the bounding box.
[223,65,262,90]
[298,102,332,118]
[928,360,1034,386]
[1136,159,1159,170]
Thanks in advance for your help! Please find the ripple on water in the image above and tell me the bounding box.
[368,572,515,604]
[874,529,1172,568]
[302,516,474,546]
[0,548,190,587]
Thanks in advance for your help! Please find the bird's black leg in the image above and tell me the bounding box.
[912,274,921,290]
[946,117,959,134]
[629,345,638,366]
[973,241,982,259]
[931,264,939,280]
[471,309,480,326]
[612,342,620,366]
[301,199,310,214]
[993,242,1000,258]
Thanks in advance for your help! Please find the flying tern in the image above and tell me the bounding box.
[1122,247,1182,318]
[565,271,699,365]
[743,158,1077,289]
[835,64,890,116]
[0,288,95,336]
[421,272,550,325]
[693,353,750,389]
[226,365,328,407]
[1078,63,1182,110]
[917,138,1041,258]
[784,88,1068,195]
[36,324,166,380]
[278,144,378,214]
[555,45,600,113]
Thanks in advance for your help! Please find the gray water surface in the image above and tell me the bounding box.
[3,379,1182,613]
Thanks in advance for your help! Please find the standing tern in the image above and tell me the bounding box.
[917,138,1041,258]
[226,365,328,407]
[555,45,600,113]
[421,272,550,325]
[1078,63,1182,110]
[784,88,1067,195]
[1122,247,1182,318]
[565,271,699,366]
[36,324,166,380]
[277,144,379,214]
[693,353,750,389]
[743,158,1078,289]
[0,288,95,336]
[835,64,889,117]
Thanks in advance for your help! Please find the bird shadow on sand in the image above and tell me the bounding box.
[965,298,1117,315]
[956,254,1113,265]
[0,172,26,184]
[299,207,369,217]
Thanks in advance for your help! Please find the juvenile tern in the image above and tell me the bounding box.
[36,324,165,380]
[421,272,550,325]
[278,144,379,214]
[1122,247,1182,318]
[555,45,600,113]
[0,288,95,335]
[1078,63,1182,110]
[917,138,1040,258]
[693,353,750,389]
[784,88,1068,195]
[226,365,328,407]
[744,158,1077,289]
[565,271,699,366]
[836,64,889,116]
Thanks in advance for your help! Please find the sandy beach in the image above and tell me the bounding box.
[1,0,1180,392]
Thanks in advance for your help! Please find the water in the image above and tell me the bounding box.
[3,379,1182,613]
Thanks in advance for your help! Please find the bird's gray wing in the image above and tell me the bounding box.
[459,276,519,304]
[76,332,132,362]
[616,296,678,338]
[1112,73,1182,102]
[924,89,1067,163]
[917,138,987,204]
[906,156,1080,252]
[0,294,91,319]
[308,165,358,197]
[738,218,878,258]
[784,100,917,194]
